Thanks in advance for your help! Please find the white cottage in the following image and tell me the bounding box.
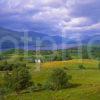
[35,59,41,71]
[35,59,41,63]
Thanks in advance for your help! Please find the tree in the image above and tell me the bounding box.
[4,65,32,94]
[53,54,62,61]
[61,51,72,61]
[0,55,3,60]
[65,54,72,60]
[47,68,71,90]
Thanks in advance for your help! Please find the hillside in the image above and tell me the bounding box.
[0,27,66,50]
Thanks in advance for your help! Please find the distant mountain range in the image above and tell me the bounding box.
[0,27,66,50]
[0,27,99,50]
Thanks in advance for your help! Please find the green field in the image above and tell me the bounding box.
[0,59,100,100]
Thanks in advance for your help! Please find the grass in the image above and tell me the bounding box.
[42,59,99,69]
[0,59,100,100]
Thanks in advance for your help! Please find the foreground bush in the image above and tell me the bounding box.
[0,61,13,71]
[47,68,71,90]
[4,65,32,94]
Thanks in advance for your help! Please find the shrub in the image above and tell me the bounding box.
[4,65,32,94]
[29,83,44,92]
[0,87,6,100]
[63,67,69,70]
[78,64,86,70]
[47,68,71,90]
[0,61,13,71]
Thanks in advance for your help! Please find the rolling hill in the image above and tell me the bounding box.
[0,27,66,50]
[0,27,99,50]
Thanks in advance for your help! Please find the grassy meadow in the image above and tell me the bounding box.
[0,57,100,100]
[0,46,100,100]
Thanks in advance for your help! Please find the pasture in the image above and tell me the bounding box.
[0,59,100,100]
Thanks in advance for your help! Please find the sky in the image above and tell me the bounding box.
[0,0,100,39]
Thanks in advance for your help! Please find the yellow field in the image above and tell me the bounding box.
[42,59,99,69]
